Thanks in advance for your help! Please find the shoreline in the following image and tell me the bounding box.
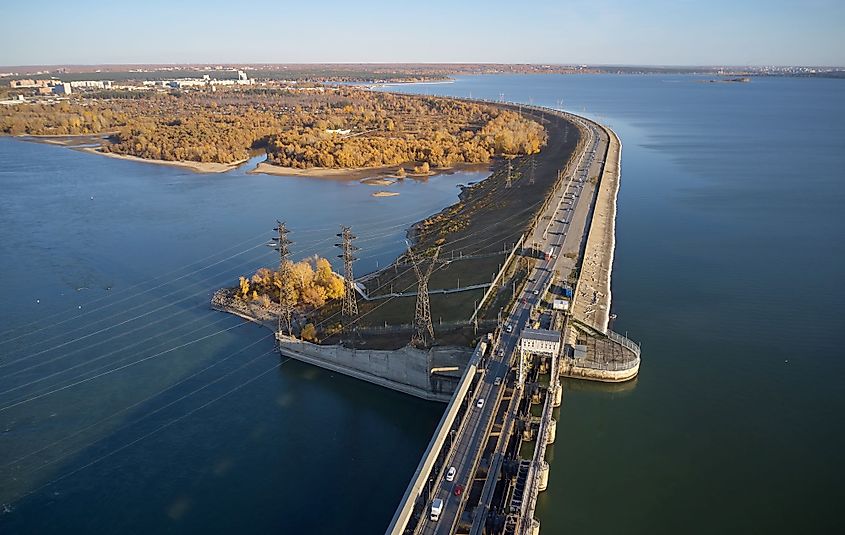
[76,147,249,173]
[10,132,492,180]
[249,160,489,181]
[16,133,115,147]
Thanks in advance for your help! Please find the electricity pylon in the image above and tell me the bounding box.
[506,160,513,189]
[407,245,440,348]
[271,220,293,336]
[336,225,358,336]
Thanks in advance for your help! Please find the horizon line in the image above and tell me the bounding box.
[1,62,843,70]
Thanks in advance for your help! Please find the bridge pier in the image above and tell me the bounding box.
[546,418,557,445]
[538,461,550,492]
[551,383,562,407]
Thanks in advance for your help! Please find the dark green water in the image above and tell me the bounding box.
[386,74,845,533]
[2,74,844,534]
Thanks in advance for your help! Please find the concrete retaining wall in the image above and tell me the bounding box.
[561,356,640,382]
[276,336,471,403]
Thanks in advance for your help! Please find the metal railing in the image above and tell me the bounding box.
[607,329,642,357]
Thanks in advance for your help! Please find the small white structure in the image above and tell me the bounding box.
[552,299,569,311]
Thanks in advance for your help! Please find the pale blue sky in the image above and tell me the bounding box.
[2,0,843,66]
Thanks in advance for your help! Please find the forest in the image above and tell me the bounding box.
[0,86,546,168]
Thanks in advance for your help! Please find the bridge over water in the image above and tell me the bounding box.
[386,106,640,535]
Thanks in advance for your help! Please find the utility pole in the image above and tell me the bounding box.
[529,155,536,185]
[407,244,440,348]
[271,220,293,337]
[336,225,359,338]
[506,160,513,189]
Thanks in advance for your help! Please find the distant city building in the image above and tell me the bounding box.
[9,79,57,89]
[167,71,252,89]
[0,95,26,106]
[69,80,112,89]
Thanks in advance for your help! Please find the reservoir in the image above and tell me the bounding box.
[2,74,844,533]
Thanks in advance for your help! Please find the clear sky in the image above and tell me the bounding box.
[2,0,843,66]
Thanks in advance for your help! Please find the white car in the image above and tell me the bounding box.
[430,498,443,521]
[446,466,456,482]
[533,289,540,295]
[494,377,502,386]
[476,398,485,409]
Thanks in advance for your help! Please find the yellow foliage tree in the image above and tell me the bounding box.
[238,276,250,299]
[241,256,345,310]
[301,323,317,342]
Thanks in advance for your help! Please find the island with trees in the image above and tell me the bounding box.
[0,86,546,176]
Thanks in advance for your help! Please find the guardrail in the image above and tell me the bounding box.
[359,282,491,301]
[356,319,497,335]
[606,329,642,357]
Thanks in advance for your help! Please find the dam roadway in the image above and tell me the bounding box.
[388,106,614,535]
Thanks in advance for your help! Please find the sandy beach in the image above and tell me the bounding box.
[77,147,248,173]
[18,133,115,147]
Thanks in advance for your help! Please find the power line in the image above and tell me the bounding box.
[2,333,274,470]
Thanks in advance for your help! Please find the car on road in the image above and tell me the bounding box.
[497,348,504,357]
[446,466,456,482]
[454,484,464,496]
[430,498,443,521]
[533,289,540,295]
[494,376,502,386]
[476,398,485,409]
[506,324,513,333]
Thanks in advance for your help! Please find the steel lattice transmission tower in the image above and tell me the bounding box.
[336,225,359,332]
[271,220,294,336]
[407,245,440,348]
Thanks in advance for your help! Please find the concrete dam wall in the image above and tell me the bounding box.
[276,336,471,403]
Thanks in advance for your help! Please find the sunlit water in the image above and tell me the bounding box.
[386,74,845,533]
